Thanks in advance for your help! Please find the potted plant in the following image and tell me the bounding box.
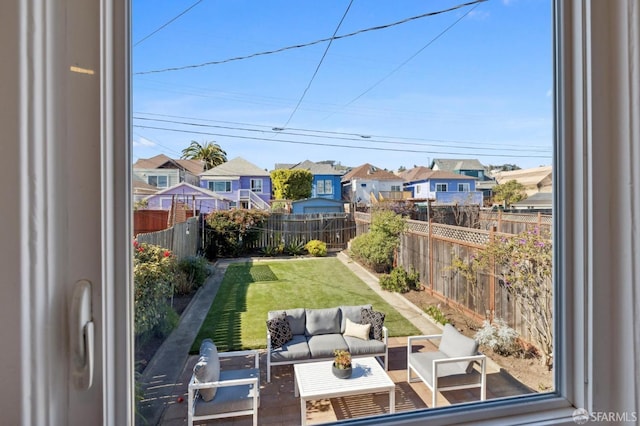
[332,349,352,379]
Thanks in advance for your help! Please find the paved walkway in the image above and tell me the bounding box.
[137,253,510,425]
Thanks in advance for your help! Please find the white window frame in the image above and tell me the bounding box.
[390,185,401,192]
[250,178,263,193]
[148,174,168,188]
[317,179,333,195]
[435,183,448,192]
[458,182,470,192]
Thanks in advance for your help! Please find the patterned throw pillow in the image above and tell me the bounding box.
[361,308,386,341]
[266,312,292,349]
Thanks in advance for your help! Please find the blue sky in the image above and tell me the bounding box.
[132,0,553,172]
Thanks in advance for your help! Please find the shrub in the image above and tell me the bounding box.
[379,266,420,293]
[474,318,520,356]
[133,241,176,336]
[424,305,450,325]
[305,240,327,257]
[349,210,406,272]
[177,255,210,292]
[152,302,180,339]
[285,239,306,256]
[260,245,278,257]
[205,210,270,258]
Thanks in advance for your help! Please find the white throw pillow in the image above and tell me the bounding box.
[344,318,371,340]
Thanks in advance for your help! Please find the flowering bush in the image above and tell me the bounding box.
[475,318,520,356]
[305,240,327,257]
[133,240,176,336]
[451,227,553,369]
[205,210,270,257]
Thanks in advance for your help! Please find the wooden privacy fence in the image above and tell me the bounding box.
[251,213,356,250]
[136,216,200,260]
[355,212,552,344]
[479,210,552,234]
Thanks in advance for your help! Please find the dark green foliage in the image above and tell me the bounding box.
[270,169,313,200]
[379,266,420,293]
[305,240,327,257]
[175,255,210,294]
[285,239,306,256]
[349,210,407,272]
[205,210,270,258]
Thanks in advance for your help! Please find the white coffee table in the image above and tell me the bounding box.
[294,357,395,425]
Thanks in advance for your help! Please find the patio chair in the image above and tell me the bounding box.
[187,343,260,426]
[407,324,486,407]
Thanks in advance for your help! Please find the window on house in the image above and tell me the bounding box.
[250,179,262,193]
[436,183,448,192]
[390,185,401,191]
[209,181,231,192]
[458,183,470,192]
[360,183,367,188]
[316,179,333,195]
[148,175,168,188]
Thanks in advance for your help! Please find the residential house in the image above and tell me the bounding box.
[493,165,553,196]
[143,182,231,214]
[510,192,553,213]
[199,157,271,210]
[430,158,496,202]
[132,173,159,204]
[274,160,344,201]
[341,163,407,205]
[400,166,483,205]
[133,154,204,189]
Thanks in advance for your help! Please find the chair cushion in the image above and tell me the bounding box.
[266,313,292,349]
[344,335,386,356]
[193,339,220,402]
[305,307,340,336]
[438,324,479,373]
[306,334,348,358]
[361,308,386,341]
[193,368,259,417]
[344,318,370,340]
[268,308,306,335]
[339,305,372,333]
[269,334,311,362]
[409,351,474,385]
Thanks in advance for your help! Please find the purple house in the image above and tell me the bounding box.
[199,157,271,210]
[143,182,231,214]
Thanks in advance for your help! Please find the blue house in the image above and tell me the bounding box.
[274,160,344,201]
[400,166,483,205]
[199,157,271,210]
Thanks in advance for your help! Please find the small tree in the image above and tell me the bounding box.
[349,209,407,272]
[451,228,553,369]
[270,169,313,200]
[492,179,526,207]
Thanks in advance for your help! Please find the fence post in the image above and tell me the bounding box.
[428,219,434,293]
[488,227,496,322]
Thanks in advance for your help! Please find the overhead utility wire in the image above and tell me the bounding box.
[133,124,552,158]
[135,0,487,74]
[134,0,203,47]
[133,116,549,153]
[281,0,353,128]
[135,111,550,149]
[331,2,482,117]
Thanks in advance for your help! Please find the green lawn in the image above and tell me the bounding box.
[191,257,420,352]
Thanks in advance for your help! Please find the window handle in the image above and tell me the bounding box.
[70,279,94,390]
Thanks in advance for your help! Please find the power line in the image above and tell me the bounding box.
[133,115,550,153]
[133,124,552,159]
[135,0,487,75]
[134,0,203,47]
[281,0,353,128]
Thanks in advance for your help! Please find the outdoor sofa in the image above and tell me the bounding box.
[266,304,388,382]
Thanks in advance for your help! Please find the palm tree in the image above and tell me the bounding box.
[181,140,227,170]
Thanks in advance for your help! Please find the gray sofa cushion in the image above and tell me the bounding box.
[306,334,348,358]
[268,308,306,335]
[193,368,259,416]
[438,324,479,373]
[269,335,311,362]
[343,335,386,356]
[339,305,372,333]
[305,307,340,336]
